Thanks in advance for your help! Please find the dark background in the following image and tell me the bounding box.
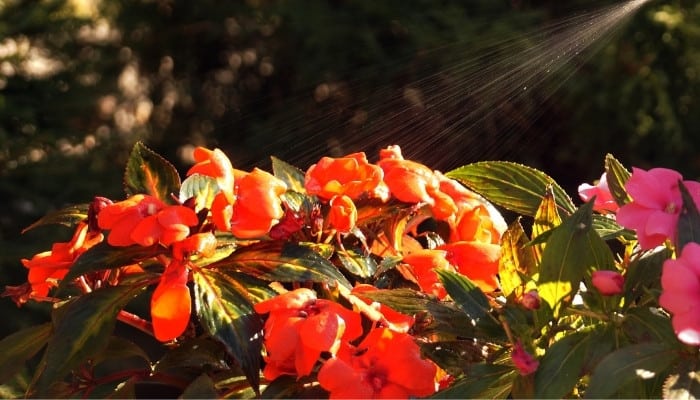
[1,0,698,338]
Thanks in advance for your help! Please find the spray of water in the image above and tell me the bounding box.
[234,0,652,170]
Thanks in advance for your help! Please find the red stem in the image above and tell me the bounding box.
[117,310,154,337]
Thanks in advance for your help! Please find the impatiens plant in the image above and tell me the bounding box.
[3,142,700,398]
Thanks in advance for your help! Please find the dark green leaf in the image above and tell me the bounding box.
[154,337,228,373]
[22,204,88,233]
[623,248,670,309]
[32,283,147,397]
[124,141,181,202]
[193,268,263,394]
[604,153,631,206]
[91,336,151,367]
[437,270,502,335]
[664,359,700,400]
[210,241,351,289]
[446,161,576,217]
[60,241,166,290]
[538,201,615,317]
[0,323,51,384]
[585,342,679,398]
[534,330,591,398]
[271,156,306,193]
[179,374,218,399]
[336,248,376,278]
[622,307,678,345]
[677,181,700,249]
[261,375,327,399]
[179,174,220,212]
[433,363,514,399]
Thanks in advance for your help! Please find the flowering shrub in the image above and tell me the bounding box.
[2,143,700,398]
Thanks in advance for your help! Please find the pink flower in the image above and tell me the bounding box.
[591,270,624,296]
[659,243,700,346]
[511,341,539,375]
[578,173,619,213]
[520,290,541,310]
[616,168,700,250]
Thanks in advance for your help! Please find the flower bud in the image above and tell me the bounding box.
[520,290,541,310]
[512,341,539,376]
[591,270,624,296]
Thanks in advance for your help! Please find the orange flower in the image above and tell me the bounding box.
[130,204,199,247]
[327,195,357,233]
[254,288,363,380]
[452,205,502,244]
[439,241,501,292]
[97,194,166,246]
[187,146,235,201]
[21,222,103,297]
[350,285,415,332]
[378,145,439,205]
[229,168,287,238]
[317,327,437,399]
[305,152,388,200]
[151,259,191,342]
[398,250,456,299]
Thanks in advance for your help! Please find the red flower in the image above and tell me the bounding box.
[305,152,388,200]
[578,173,619,213]
[327,195,357,233]
[151,259,191,342]
[229,168,287,238]
[21,222,103,297]
[130,205,199,247]
[97,194,165,246]
[616,167,700,249]
[187,146,235,201]
[512,341,539,375]
[254,288,363,380]
[318,327,437,399]
[591,270,624,296]
[398,250,455,299]
[660,243,700,345]
[439,241,501,292]
[377,145,439,206]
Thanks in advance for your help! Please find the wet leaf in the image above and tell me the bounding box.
[22,204,88,233]
[336,248,376,278]
[193,268,263,394]
[124,141,181,202]
[604,153,631,206]
[437,270,502,336]
[271,156,306,194]
[210,241,350,289]
[446,161,575,217]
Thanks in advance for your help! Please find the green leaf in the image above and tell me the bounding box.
[179,174,220,212]
[433,364,515,399]
[534,330,591,398]
[210,241,351,289]
[604,153,631,206]
[498,219,537,297]
[271,156,306,193]
[677,180,700,250]
[622,307,678,345]
[124,141,181,202]
[0,323,52,384]
[91,336,151,367]
[446,161,576,217]
[193,268,263,394]
[32,283,147,397]
[22,204,89,233]
[180,374,219,399]
[623,248,669,309]
[154,337,228,373]
[437,270,502,335]
[664,358,700,400]
[538,201,615,317]
[531,187,562,263]
[585,342,679,399]
[358,288,481,340]
[60,242,166,290]
[336,248,377,278]
[591,214,633,241]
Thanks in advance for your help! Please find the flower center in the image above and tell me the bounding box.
[665,202,678,214]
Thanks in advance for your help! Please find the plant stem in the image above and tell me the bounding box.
[117,310,154,336]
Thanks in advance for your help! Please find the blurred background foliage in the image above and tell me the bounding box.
[1,0,698,338]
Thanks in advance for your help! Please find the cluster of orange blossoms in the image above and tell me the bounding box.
[19,144,508,397]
